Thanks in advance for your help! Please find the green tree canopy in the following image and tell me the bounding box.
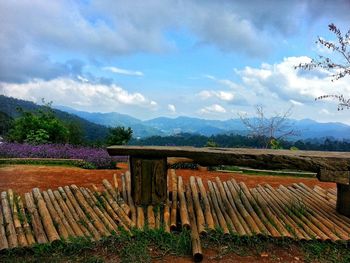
[106,126,133,146]
[7,102,71,144]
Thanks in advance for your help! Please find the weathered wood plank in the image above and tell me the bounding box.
[108,146,350,173]
[130,156,167,205]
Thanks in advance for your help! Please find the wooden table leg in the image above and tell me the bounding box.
[336,183,350,217]
[130,156,167,205]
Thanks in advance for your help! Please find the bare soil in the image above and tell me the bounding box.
[0,163,335,194]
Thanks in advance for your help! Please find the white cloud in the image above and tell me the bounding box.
[168,104,176,113]
[103,67,144,76]
[199,104,226,114]
[198,90,234,101]
[236,56,350,103]
[0,78,157,112]
[289,99,303,106]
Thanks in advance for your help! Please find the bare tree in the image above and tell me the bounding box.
[296,23,350,110]
[239,105,299,148]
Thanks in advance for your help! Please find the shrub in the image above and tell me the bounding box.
[0,143,120,169]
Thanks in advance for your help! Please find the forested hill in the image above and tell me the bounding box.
[0,95,109,142]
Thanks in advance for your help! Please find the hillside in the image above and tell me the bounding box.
[0,95,109,142]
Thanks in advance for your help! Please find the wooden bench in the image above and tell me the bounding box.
[107,146,350,216]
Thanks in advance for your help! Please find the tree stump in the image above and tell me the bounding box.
[130,156,167,205]
[336,183,350,217]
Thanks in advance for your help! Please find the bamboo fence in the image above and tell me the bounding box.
[0,169,349,262]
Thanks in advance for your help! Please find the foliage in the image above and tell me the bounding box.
[270,139,283,149]
[205,139,219,147]
[106,126,133,146]
[7,102,70,144]
[0,95,109,143]
[0,142,121,168]
[0,111,13,136]
[239,105,299,148]
[130,132,350,152]
[297,23,350,110]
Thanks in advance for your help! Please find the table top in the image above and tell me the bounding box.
[107,146,350,173]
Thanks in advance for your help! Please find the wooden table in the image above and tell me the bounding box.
[107,146,350,216]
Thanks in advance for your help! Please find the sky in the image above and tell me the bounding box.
[1,0,350,123]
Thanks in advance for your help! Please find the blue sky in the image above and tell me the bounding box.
[1,0,350,123]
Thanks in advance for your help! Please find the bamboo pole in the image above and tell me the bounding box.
[52,190,87,238]
[155,205,161,229]
[137,206,145,230]
[121,174,128,205]
[8,190,27,246]
[275,186,332,241]
[207,181,229,234]
[170,169,178,231]
[101,188,134,229]
[290,184,350,234]
[207,194,219,227]
[215,178,246,235]
[47,189,76,238]
[0,202,9,250]
[282,185,345,241]
[91,185,130,233]
[84,188,120,233]
[222,182,252,236]
[17,196,35,246]
[178,176,190,229]
[263,185,319,239]
[255,185,309,240]
[1,191,18,248]
[24,192,48,244]
[147,206,155,229]
[225,180,260,234]
[190,176,206,234]
[239,182,280,237]
[125,171,137,224]
[42,191,69,240]
[250,188,291,238]
[79,187,118,234]
[32,188,60,243]
[163,199,170,233]
[196,177,215,231]
[103,179,130,216]
[212,181,235,233]
[70,185,110,237]
[230,180,269,235]
[185,184,203,262]
[60,186,100,240]
[113,174,120,197]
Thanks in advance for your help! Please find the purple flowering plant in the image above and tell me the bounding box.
[0,142,127,169]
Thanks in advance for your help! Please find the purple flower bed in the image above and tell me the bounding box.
[0,142,127,168]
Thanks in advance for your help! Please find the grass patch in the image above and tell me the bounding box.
[215,165,317,178]
[0,158,119,169]
[1,229,349,262]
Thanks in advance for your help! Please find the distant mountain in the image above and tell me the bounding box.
[0,95,109,142]
[2,95,350,140]
[55,106,164,138]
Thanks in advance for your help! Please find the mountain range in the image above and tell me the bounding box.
[55,105,350,140]
[1,95,350,140]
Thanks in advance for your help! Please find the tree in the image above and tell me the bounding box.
[239,105,299,149]
[0,111,13,136]
[106,126,133,146]
[297,23,350,110]
[7,102,69,144]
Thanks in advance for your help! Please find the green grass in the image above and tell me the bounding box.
[1,229,349,263]
[215,165,317,178]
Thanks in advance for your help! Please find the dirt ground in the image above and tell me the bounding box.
[0,163,335,194]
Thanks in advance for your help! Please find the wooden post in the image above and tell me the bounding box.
[130,156,167,205]
[336,183,350,216]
